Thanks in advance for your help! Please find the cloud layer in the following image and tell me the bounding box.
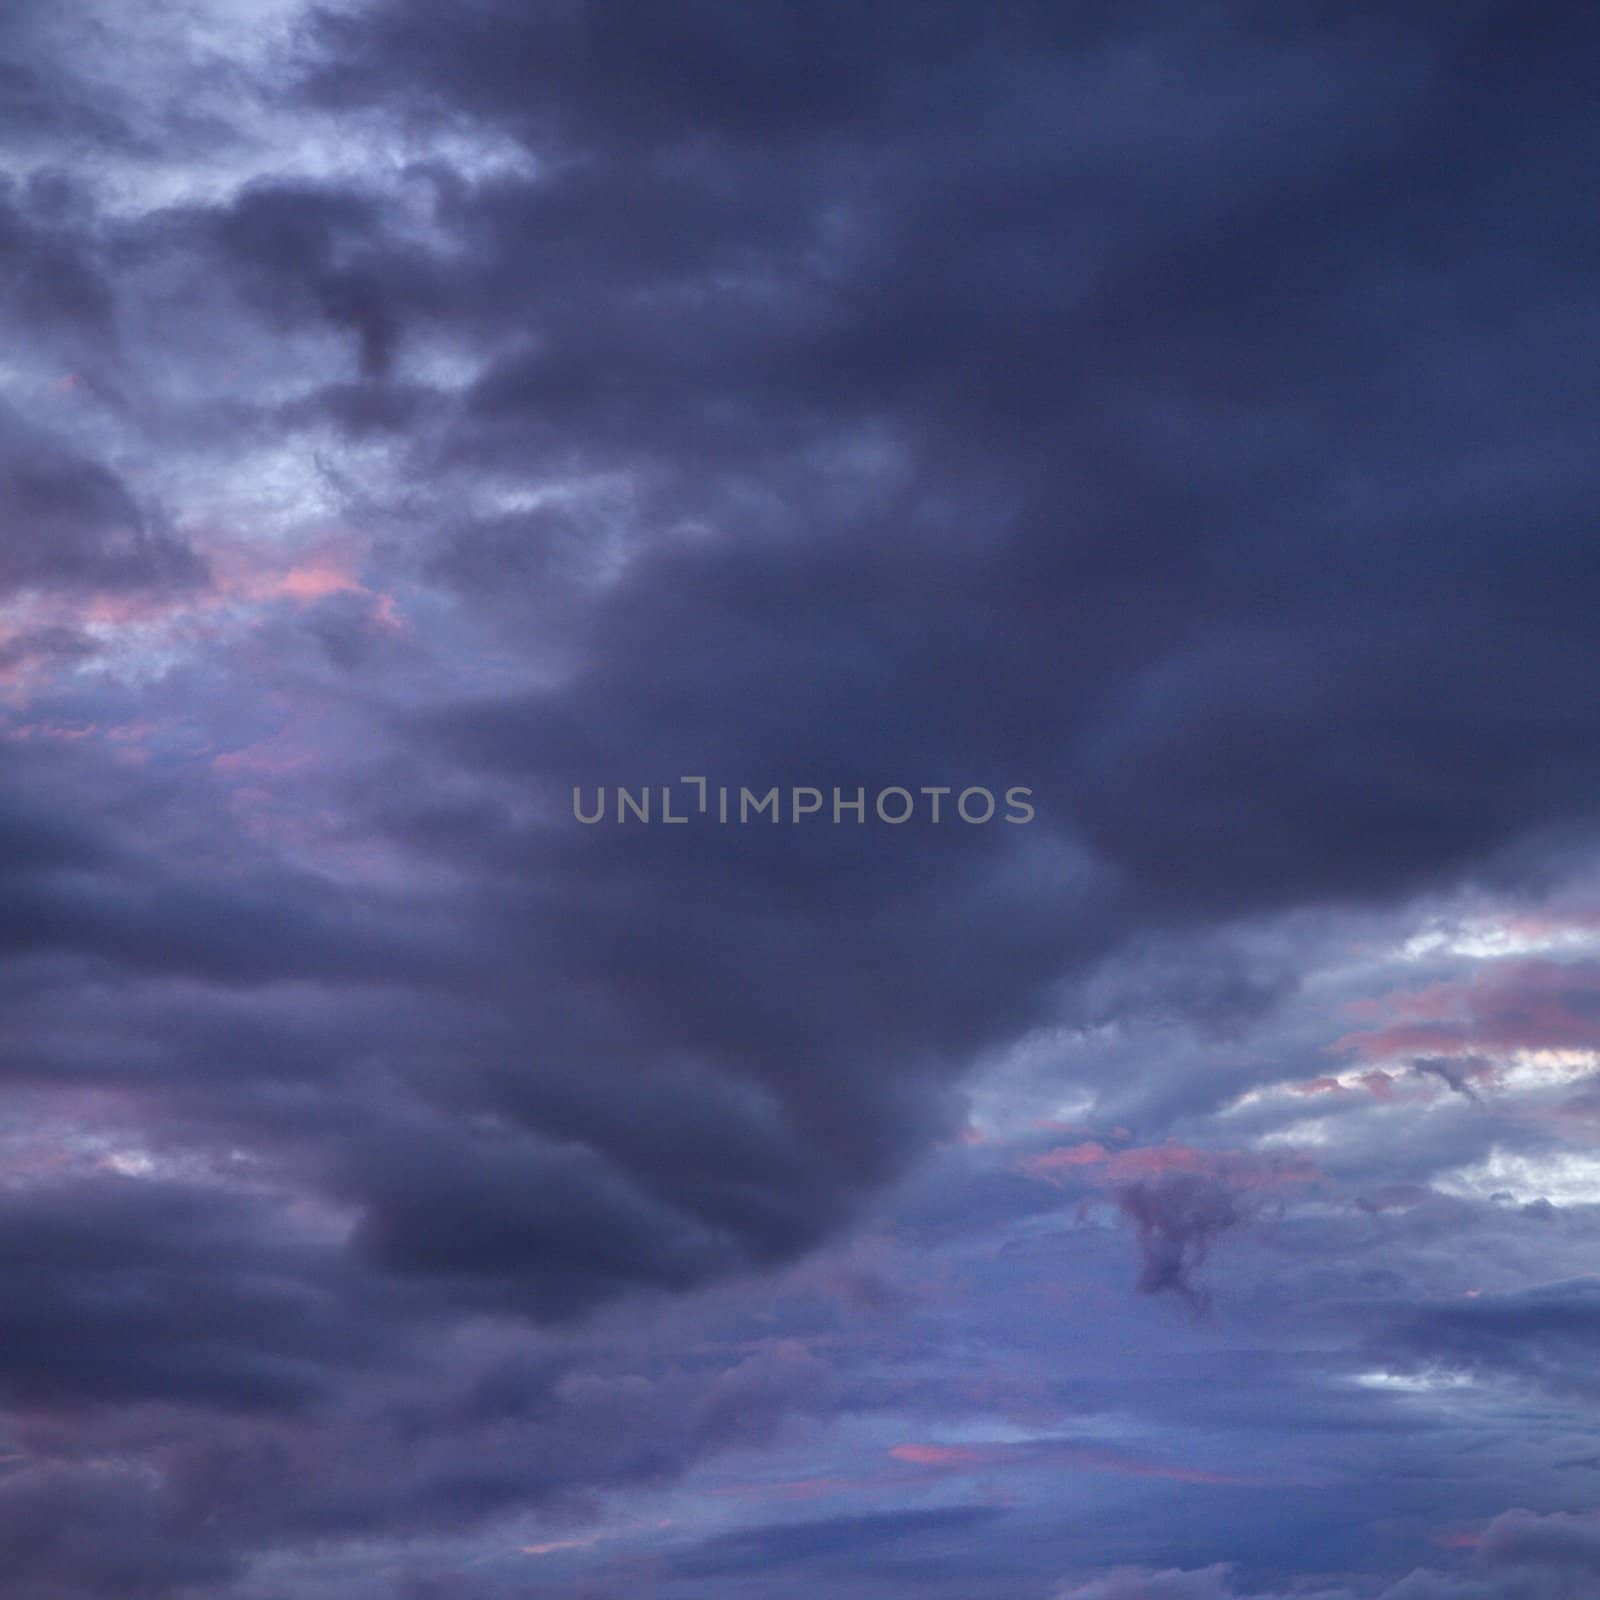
[1,0,1597,1595]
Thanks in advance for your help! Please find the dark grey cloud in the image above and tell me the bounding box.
[0,1177,374,1411]
[0,408,204,597]
[0,1458,237,1600]
[0,1,133,150]
[1386,1279,1600,1399]
[171,181,438,382]
[0,622,96,675]
[1116,1175,1248,1314]
[277,0,1600,937]
[0,173,118,354]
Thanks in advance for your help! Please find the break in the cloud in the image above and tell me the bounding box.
[1,0,1598,1595]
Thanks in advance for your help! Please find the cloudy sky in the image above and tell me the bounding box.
[2,2,1598,1595]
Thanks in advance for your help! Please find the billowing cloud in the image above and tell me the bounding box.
[1,0,1598,1594]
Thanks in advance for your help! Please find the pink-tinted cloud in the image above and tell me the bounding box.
[275,562,366,605]
[1290,1075,1348,1096]
[1337,959,1600,1060]
[887,1439,1263,1488]
[1021,1141,1114,1176]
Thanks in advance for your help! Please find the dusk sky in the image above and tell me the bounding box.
[2,3,1599,1596]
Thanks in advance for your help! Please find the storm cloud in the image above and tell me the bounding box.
[0,0,1597,1594]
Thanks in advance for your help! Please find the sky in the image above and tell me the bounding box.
[1,2,1598,1596]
